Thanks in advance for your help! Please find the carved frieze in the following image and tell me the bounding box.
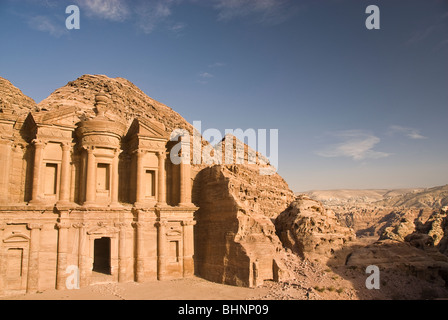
[37,126,73,140]
[81,134,120,148]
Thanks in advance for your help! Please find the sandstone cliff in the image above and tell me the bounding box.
[193,163,295,287]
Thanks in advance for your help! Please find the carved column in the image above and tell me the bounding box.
[115,222,127,282]
[0,141,12,203]
[84,147,96,205]
[70,155,77,203]
[179,163,192,206]
[134,150,145,206]
[110,149,120,206]
[27,223,42,293]
[132,221,145,282]
[156,220,167,281]
[73,222,88,287]
[181,220,196,277]
[0,223,6,295]
[179,139,192,205]
[58,142,71,205]
[30,139,45,204]
[157,151,166,206]
[56,222,70,290]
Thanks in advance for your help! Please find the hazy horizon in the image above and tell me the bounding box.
[295,184,448,193]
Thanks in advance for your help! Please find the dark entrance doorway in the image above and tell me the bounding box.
[93,237,111,274]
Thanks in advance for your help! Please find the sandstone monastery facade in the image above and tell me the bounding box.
[0,75,299,297]
[0,92,197,295]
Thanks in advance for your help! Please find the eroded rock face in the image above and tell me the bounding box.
[379,207,448,255]
[37,74,192,133]
[274,196,355,261]
[337,208,436,238]
[193,164,295,287]
[0,77,36,116]
[380,218,416,242]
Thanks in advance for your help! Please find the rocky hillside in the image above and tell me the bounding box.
[0,77,37,116]
[303,185,448,209]
[376,185,448,209]
[36,74,197,138]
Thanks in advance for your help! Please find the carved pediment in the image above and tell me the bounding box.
[39,106,80,126]
[126,118,168,140]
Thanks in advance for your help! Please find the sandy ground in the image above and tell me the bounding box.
[1,277,270,300]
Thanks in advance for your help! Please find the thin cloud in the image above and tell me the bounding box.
[28,15,67,37]
[212,0,298,25]
[54,0,298,35]
[75,0,181,33]
[316,130,390,161]
[199,72,214,78]
[389,125,427,140]
[75,0,130,22]
[169,22,187,33]
[407,10,448,46]
[208,62,226,68]
[135,0,176,34]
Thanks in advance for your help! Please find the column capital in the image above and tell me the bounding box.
[61,142,71,151]
[32,139,46,148]
[181,220,196,227]
[133,149,147,156]
[155,220,168,228]
[131,221,146,228]
[56,222,71,230]
[156,150,166,158]
[27,223,43,230]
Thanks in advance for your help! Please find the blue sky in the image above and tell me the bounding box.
[1,0,447,191]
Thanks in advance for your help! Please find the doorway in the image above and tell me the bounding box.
[93,237,111,275]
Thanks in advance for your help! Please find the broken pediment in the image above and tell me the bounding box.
[126,117,168,140]
[37,106,80,127]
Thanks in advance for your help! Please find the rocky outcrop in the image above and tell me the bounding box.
[379,207,448,254]
[418,207,448,250]
[274,196,355,261]
[380,218,416,242]
[0,77,37,117]
[336,207,436,238]
[193,164,295,287]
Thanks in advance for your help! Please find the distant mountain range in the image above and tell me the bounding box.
[299,185,448,209]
